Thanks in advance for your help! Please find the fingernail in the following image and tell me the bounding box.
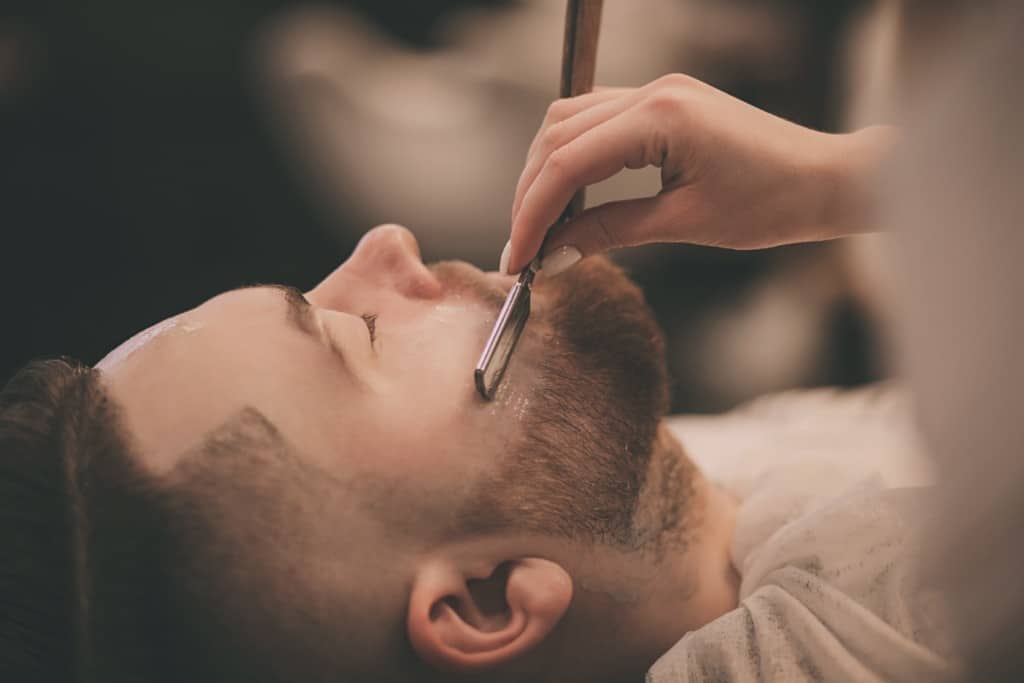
[499,240,512,274]
[539,245,582,279]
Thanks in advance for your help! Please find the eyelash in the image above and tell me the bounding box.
[361,313,378,344]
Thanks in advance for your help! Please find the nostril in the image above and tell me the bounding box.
[403,271,443,300]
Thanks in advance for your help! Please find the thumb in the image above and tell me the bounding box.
[540,193,682,275]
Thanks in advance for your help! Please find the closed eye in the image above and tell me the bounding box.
[361,313,378,344]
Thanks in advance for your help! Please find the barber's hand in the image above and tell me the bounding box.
[505,73,894,275]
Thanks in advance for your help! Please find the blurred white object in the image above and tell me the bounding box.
[255,1,801,264]
[655,385,954,681]
[834,0,903,367]
[256,7,537,264]
[880,4,1024,673]
[842,0,1024,674]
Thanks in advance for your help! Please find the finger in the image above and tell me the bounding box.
[508,108,669,273]
[542,192,691,261]
[512,90,632,220]
[523,90,630,171]
[539,88,632,129]
[513,89,647,222]
[527,88,632,160]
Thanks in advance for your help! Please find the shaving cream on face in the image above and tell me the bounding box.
[426,301,463,325]
[96,317,192,371]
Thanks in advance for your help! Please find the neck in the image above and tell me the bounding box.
[547,429,740,682]
[628,458,740,666]
[678,477,741,629]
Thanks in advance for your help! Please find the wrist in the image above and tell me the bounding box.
[819,125,897,238]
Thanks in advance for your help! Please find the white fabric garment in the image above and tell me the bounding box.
[647,385,959,682]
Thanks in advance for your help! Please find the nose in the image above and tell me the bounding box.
[309,224,442,308]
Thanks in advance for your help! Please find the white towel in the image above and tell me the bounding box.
[648,386,958,682]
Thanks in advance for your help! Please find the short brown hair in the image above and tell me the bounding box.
[0,358,84,681]
[0,358,212,682]
[0,359,404,682]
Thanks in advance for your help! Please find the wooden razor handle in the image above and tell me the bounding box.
[560,0,603,221]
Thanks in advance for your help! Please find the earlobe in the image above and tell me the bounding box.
[407,557,573,673]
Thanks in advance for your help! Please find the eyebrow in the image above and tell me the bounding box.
[232,283,319,338]
[274,284,319,338]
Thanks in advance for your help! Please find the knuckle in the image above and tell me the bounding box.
[544,98,574,125]
[539,121,565,153]
[644,89,687,117]
[656,72,697,90]
[545,145,575,180]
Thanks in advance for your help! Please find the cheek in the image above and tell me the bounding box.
[388,331,482,408]
[204,334,353,449]
[368,385,492,484]
[389,301,491,372]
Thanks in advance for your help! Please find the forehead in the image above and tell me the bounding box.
[97,287,290,368]
[98,289,326,472]
[98,283,519,489]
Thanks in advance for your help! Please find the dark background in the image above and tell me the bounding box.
[0,0,876,412]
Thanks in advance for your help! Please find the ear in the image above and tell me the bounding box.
[407,557,572,673]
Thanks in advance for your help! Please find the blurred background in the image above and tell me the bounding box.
[0,0,896,413]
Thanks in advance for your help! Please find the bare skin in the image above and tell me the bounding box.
[505,73,895,275]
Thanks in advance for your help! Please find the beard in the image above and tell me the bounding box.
[457,255,689,551]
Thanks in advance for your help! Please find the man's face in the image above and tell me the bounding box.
[95,223,676,679]
[100,225,521,495]
[99,222,670,560]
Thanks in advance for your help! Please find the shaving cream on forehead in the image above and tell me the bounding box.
[96,316,202,371]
